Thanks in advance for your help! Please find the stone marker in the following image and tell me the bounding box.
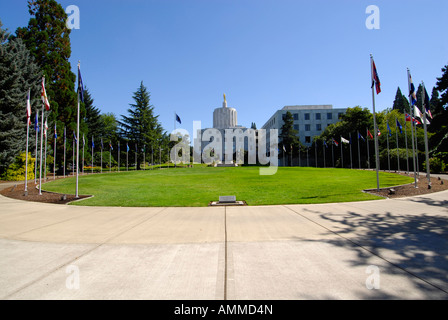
[219,196,236,203]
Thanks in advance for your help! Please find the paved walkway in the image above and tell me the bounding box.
[0,184,448,299]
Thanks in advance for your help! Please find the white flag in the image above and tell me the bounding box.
[341,137,350,144]
[414,105,430,124]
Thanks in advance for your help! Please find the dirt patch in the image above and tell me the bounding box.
[365,173,448,199]
[0,181,90,205]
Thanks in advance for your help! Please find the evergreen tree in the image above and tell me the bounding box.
[83,88,102,139]
[435,64,448,108]
[119,82,164,169]
[279,111,299,165]
[0,22,41,175]
[392,87,410,114]
[250,122,257,130]
[432,64,448,155]
[16,0,78,129]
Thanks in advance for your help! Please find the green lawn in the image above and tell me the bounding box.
[42,167,413,207]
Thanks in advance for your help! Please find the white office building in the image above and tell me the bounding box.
[261,105,347,146]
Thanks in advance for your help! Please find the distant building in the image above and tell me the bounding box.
[261,105,347,146]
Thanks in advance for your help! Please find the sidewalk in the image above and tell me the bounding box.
[0,188,447,299]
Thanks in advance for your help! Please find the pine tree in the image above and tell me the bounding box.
[83,88,102,139]
[392,87,410,114]
[15,0,77,129]
[0,22,41,175]
[119,82,165,169]
[279,111,299,165]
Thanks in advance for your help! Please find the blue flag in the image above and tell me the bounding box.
[54,124,57,139]
[109,141,113,151]
[396,119,402,134]
[73,131,77,143]
[34,114,39,132]
[78,63,84,102]
[387,122,392,137]
[176,113,182,124]
[127,144,129,152]
[92,137,95,149]
[358,133,365,141]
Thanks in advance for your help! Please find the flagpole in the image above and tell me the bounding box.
[422,82,431,189]
[127,144,129,171]
[135,144,137,170]
[39,107,44,195]
[370,54,380,191]
[63,127,66,178]
[407,68,418,187]
[72,138,75,177]
[75,61,80,199]
[395,117,400,172]
[404,114,409,174]
[110,142,112,173]
[349,133,353,169]
[386,122,391,172]
[25,98,30,193]
[306,147,309,167]
[44,121,48,181]
[323,140,326,168]
[143,146,146,170]
[53,125,56,180]
[82,135,85,174]
[101,138,103,174]
[366,128,370,170]
[151,145,154,170]
[331,141,334,167]
[92,136,94,174]
[35,112,38,184]
[357,131,361,169]
[314,143,317,168]
[340,136,343,168]
[118,142,120,172]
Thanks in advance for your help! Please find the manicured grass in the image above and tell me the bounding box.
[42,167,413,207]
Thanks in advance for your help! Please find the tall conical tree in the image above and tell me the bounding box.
[119,81,165,169]
[392,87,410,114]
[15,0,77,129]
[0,21,41,175]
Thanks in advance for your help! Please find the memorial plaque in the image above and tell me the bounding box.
[219,195,236,203]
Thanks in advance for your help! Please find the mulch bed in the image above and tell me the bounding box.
[0,180,90,205]
[1,173,447,205]
[365,173,448,199]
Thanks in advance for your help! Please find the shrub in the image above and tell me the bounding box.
[2,152,35,181]
[423,157,447,174]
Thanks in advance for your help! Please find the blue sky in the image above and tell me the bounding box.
[1,0,447,137]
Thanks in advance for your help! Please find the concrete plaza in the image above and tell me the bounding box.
[0,182,447,300]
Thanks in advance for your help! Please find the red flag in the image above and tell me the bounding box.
[367,129,374,140]
[371,58,381,94]
[41,77,50,111]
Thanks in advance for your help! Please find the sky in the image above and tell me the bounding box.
[1,0,447,138]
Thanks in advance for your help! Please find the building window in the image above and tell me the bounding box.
[304,113,310,121]
[293,113,299,121]
[316,124,322,131]
[293,124,299,131]
[305,124,311,131]
[316,113,321,120]
[305,136,311,143]
[327,113,333,120]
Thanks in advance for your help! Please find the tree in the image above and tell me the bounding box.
[16,0,78,130]
[392,87,410,114]
[119,82,165,169]
[83,88,102,139]
[250,122,257,130]
[279,111,299,165]
[432,64,448,155]
[0,22,41,175]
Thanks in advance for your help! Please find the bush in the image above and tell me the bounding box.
[423,157,446,174]
[1,152,35,181]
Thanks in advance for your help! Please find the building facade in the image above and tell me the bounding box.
[261,105,347,146]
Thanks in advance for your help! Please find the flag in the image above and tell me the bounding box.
[34,113,39,132]
[358,133,365,142]
[423,86,433,119]
[396,119,403,134]
[54,124,57,139]
[324,140,328,148]
[332,138,339,146]
[367,130,374,140]
[341,137,349,144]
[408,72,417,106]
[371,58,381,94]
[78,63,84,102]
[175,113,182,124]
[73,130,77,143]
[282,145,286,153]
[26,89,31,125]
[127,143,129,152]
[109,141,113,151]
[387,122,392,137]
[44,119,48,137]
[41,77,50,111]
[414,105,430,125]
[377,129,381,137]
[92,137,95,149]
